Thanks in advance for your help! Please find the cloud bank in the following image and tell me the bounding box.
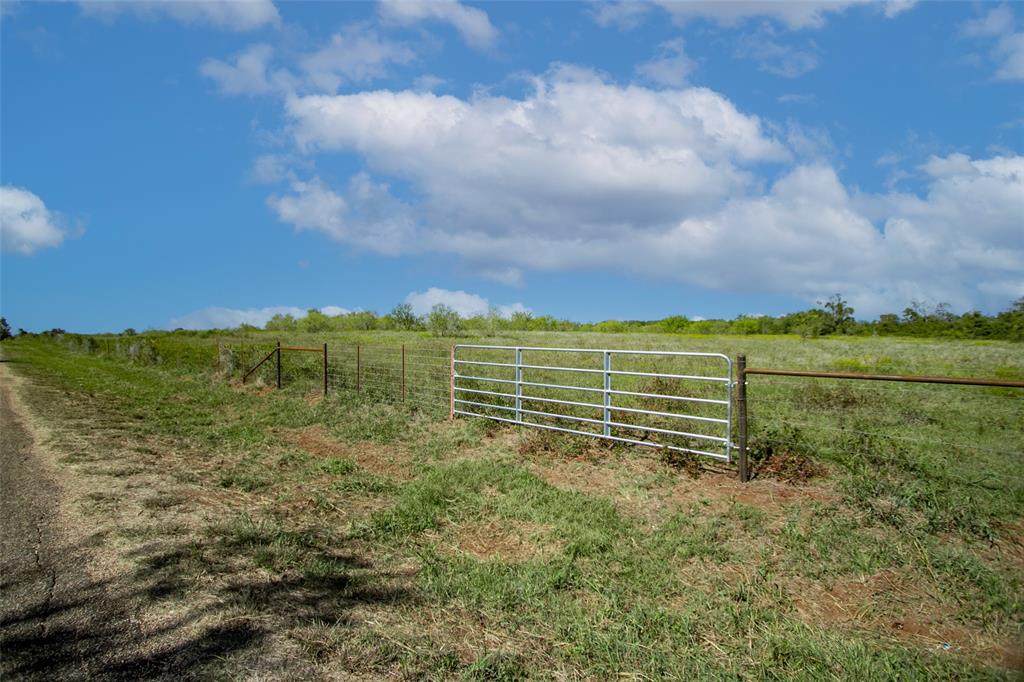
[267,66,1023,315]
[0,186,67,255]
[170,304,350,330]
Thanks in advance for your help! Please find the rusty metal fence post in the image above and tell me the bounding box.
[323,343,328,396]
[276,341,282,389]
[736,354,749,482]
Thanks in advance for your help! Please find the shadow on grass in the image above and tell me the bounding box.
[0,528,413,680]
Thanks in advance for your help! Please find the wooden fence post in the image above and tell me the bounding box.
[737,354,748,482]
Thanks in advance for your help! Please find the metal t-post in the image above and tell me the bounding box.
[276,341,282,390]
[322,343,328,396]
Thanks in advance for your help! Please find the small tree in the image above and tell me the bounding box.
[0,318,11,341]
[818,294,855,334]
[389,303,420,330]
[426,304,462,337]
[301,309,331,333]
[123,328,137,336]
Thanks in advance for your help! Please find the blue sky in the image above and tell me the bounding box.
[1,0,1021,332]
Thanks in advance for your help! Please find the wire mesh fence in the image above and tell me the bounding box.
[744,374,1023,480]
[50,333,1024,489]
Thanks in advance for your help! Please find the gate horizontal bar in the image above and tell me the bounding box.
[456,359,727,382]
[453,410,730,461]
[456,344,730,362]
[607,404,728,425]
[607,388,729,406]
[608,421,729,443]
[453,398,517,412]
[279,346,324,353]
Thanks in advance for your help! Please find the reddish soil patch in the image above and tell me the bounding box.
[437,518,558,562]
[668,470,839,519]
[281,425,411,479]
[792,569,1023,671]
[758,451,826,484]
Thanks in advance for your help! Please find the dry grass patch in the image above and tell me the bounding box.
[282,424,412,480]
[791,568,1023,671]
[449,518,560,562]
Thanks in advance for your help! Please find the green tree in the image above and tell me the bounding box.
[426,304,462,337]
[818,294,855,334]
[265,313,298,331]
[0,318,11,341]
[388,303,420,330]
[301,309,331,333]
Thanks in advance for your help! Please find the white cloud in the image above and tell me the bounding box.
[169,304,347,330]
[321,305,350,316]
[404,288,528,317]
[0,186,66,255]
[200,44,295,96]
[777,93,816,105]
[735,25,819,78]
[249,153,298,184]
[413,74,447,92]
[636,38,697,87]
[993,32,1024,80]
[301,24,416,93]
[267,174,415,256]
[477,266,525,287]
[590,1,652,29]
[960,5,1024,81]
[273,66,1020,315]
[200,26,416,98]
[79,0,280,32]
[962,5,1014,39]
[379,0,498,50]
[595,1,916,31]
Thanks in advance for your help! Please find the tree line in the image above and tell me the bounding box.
[257,296,1024,340]
[3,296,1020,341]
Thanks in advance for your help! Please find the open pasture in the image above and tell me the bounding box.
[3,331,1021,679]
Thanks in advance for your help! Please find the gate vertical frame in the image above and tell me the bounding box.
[602,351,612,437]
[514,347,523,423]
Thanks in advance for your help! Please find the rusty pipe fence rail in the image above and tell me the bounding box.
[733,355,1024,481]
[452,344,734,462]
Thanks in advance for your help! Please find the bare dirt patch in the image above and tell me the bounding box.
[757,451,827,484]
[281,425,412,480]
[791,569,1023,671]
[448,518,559,562]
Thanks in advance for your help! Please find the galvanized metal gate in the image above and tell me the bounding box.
[452,345,733,462]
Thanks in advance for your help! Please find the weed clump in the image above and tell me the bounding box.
[748,423,825,483]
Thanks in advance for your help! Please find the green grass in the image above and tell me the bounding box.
[1,333,1021,679]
